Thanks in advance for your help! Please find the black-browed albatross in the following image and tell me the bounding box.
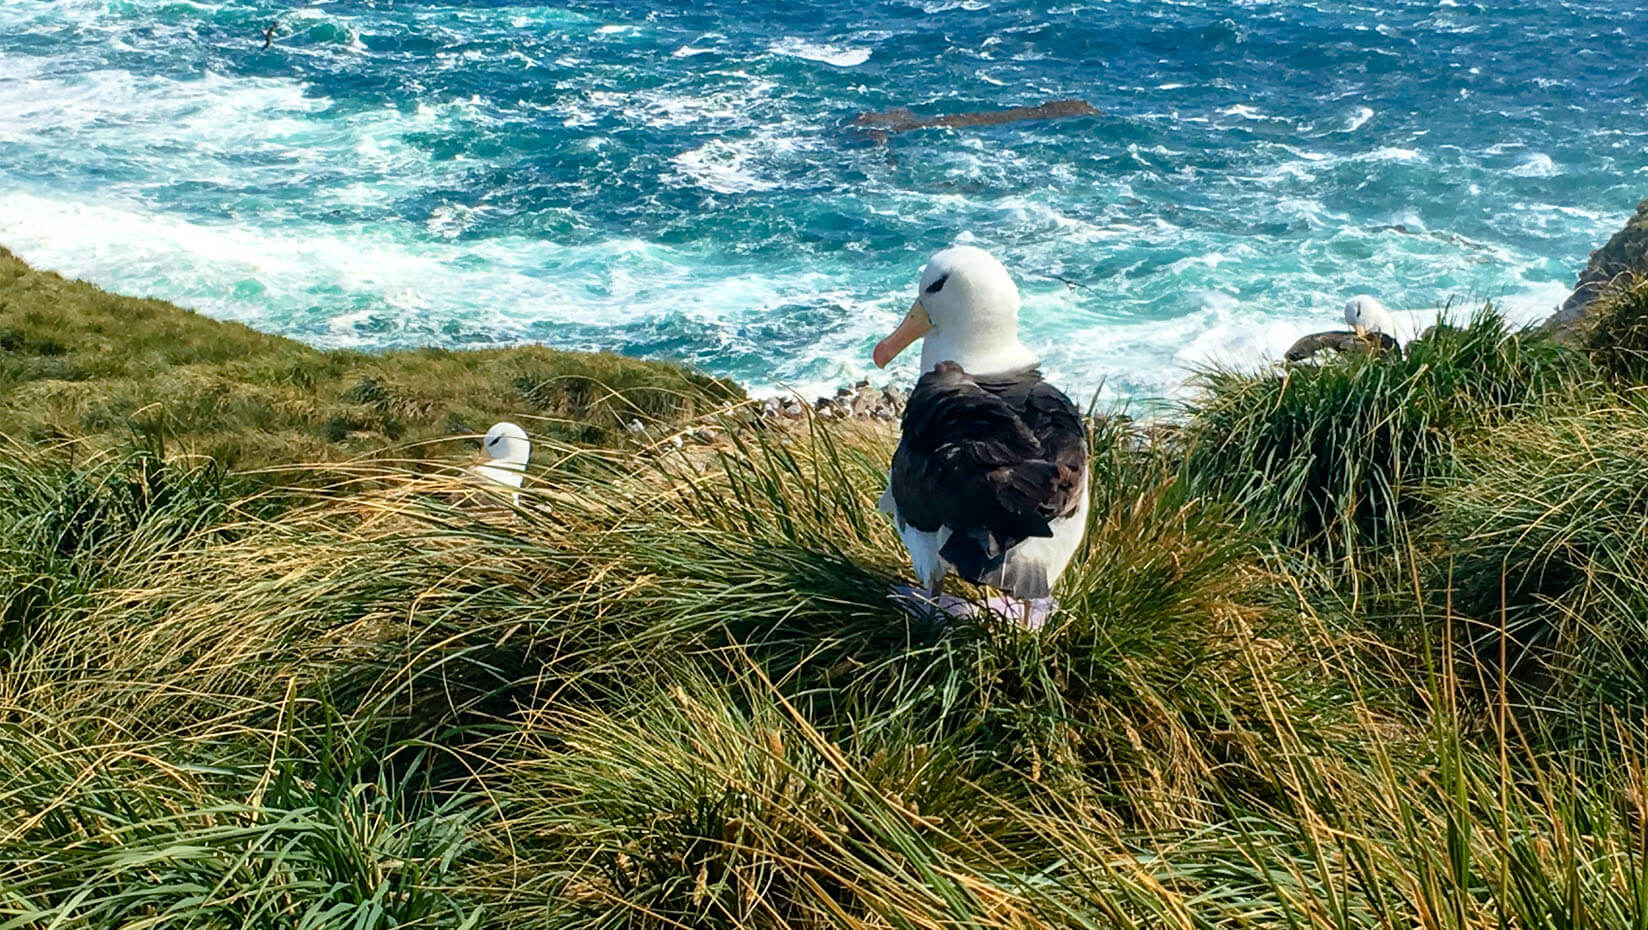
[475,421,530,505]
[1284,295,1403,362]
[872,245,1089,627]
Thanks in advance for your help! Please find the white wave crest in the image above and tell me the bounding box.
[767,37,872,67]
[559,75,775,131]
[669,133,811,194]
[1511,152,1560,177]
[1361,147,1424,163]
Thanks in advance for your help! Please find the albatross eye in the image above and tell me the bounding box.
[925,274,948,294]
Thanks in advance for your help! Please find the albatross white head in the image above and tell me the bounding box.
[872,245,1039,376]
[1344,295,1399,341]
[477,421,530,489]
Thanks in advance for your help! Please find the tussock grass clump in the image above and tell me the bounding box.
[0,247,739,467]
[1183,309,1585,558]
[1578,274,1648,382]
[11,254,1648,927]
[1433,400,1648,708]
[1025,705,1648,929]
[480,670,1041,930]
[0,722,482,929]
[0,446,260,658]
[5,410,1648,927]
[404,418,1331,826]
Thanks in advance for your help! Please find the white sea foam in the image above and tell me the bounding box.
[670,144,781,194]
[0,55,490,216]
[1511,152,1560,177]
[668,131,811,194]
[910,0,989,11]
[564,76,774,131]
[1026,292,1267,401]
[1172,292,1298,374]
[1253,159,1319,185]
[1489,280,1573,326]
[767,37,872,67]
[988,198,1111,245]
[427,204,484,239]
[1343,106,1374,131]
[1387,209,1426,231]
[0,62,326,148]
[1361,146,1424,163]
[0,189,857,365]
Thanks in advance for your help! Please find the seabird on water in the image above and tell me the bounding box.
[872,246,1089,628]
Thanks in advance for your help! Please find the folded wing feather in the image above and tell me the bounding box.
[891,362,1086,588]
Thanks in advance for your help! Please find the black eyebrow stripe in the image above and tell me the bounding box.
[925,274,948,294]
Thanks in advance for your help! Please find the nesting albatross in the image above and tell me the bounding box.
[475,421,530,505]
[1284,295,1403,362]
[872,246,1089,628]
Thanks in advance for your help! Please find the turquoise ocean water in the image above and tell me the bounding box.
[2,0,1645,399]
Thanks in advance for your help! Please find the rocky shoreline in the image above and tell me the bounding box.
[761,381,909,423]
[1544,196,1648,336]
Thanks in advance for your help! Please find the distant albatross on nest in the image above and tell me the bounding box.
[475,422,530,504]
[872,246,1089,628]
[1343,294,1400,342]
[1284,295,1403,362]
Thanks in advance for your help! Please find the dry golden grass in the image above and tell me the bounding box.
[3,260,1647,928]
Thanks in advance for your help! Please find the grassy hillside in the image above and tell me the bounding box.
[0,247,740,467]
[6,254,1648,928]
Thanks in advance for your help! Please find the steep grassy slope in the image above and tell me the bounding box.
[0,247,740,467]
[4,398,1646,928]
[5,253,1648,928]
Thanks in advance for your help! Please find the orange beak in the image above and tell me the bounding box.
[872,300,932,369]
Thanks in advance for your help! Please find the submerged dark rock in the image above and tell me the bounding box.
[852,99,1100,143]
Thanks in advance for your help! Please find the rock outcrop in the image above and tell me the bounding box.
[758,380,907,423]
[852,99,1100,143]
[1545,197,1648,334]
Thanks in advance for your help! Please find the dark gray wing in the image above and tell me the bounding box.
[891,362,1087,585]
[972,368,1088,520]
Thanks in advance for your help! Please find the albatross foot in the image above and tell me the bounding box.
[978,594,1057,631]
[890,587,1057,630]
[889,584,980,624]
